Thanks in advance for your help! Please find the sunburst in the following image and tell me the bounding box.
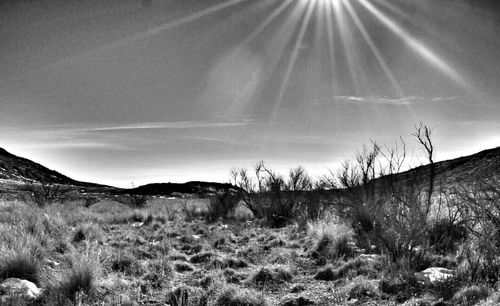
[39,0,473,117]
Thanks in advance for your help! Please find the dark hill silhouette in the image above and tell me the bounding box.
[0,147,236,195]
[127,181,239,196]
[0,147,105,188]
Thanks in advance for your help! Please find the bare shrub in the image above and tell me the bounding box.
[82,197,100,208]
[453,178,500,283]
[205,188,241,222]
[232,162,326,227]
[25,183,69,207]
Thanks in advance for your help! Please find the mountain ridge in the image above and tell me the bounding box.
[0,146,498,196]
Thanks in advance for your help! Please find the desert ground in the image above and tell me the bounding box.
[1,182,500,306]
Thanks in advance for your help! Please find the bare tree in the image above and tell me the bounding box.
[412,122,436,212]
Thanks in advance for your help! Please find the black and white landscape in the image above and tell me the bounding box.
[1,0,500,305]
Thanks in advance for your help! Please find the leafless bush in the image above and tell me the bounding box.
[82,197,100,208]
[452,178,500,283]
[25,183,69,207]
[332,126,442,267]
[204,189,241,222]
[231,162,327,227]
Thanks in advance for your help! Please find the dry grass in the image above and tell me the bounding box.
[0,192,499,306]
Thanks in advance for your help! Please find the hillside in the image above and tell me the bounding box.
[1,146,498,197]
[0,147,104,188]
[382,146,500,190]
[0,147,236,196]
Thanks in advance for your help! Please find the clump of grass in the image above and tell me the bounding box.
[0,251,40,285]
[57,257,98,301]
[110,252,143,276]
[307,213,356,261]
[212,234,229,249]
[174,262,194,273]
[127,210,154,225]
[279,296,314,306]
[347,276,380,300]
[190,252,216,264]
[115,194,149,208]
[452,285,490,305]
[314,255,384,281]
[167,285,207,306]
[215,286,267,306]
[73,228,86,243]
[248,266,293,286]
[181,244,203,255]
[169,255,188,262]
[224,258,249,269]
[224,268,248,284]
[313,266,334,281]
[195,275,214,289]
[72,223,102,244]
[52,238,73,254]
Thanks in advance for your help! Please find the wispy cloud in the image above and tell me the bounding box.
[0,120,257,151]
[29,120,254,133]
[9,141,131,151]
[310,96,461,106]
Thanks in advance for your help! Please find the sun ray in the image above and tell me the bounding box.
[342,0,404,97]
[38,0,250,72]
[270,0,317,121]
[358,0,470,91]
[331,0,365,95]
[240,0,294,46]
[324,0,338,97]
[373,0,463,53]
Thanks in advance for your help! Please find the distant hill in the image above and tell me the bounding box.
[0,147,237,196]
[126,181,239,196]
[0,146,498,197]
[0,147,105,188]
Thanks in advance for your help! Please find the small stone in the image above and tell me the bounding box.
[418,267,454,283]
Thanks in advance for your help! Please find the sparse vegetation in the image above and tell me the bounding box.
[0,125,499,305]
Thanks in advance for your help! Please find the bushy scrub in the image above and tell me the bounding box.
[307,212,356,261]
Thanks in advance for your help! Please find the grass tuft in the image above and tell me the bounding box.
[0,251,40,285]
[215,286,266,306]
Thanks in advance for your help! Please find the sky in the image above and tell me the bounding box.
[1,0,500,188]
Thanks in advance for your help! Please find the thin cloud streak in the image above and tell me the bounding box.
[323,96,459,105]
[1,120,254,133]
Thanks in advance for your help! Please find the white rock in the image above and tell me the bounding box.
[418,267,454,283]
[358,254,383,263]
[132,222,144,227]
[0,278,42,301]
[43,258,60,268]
